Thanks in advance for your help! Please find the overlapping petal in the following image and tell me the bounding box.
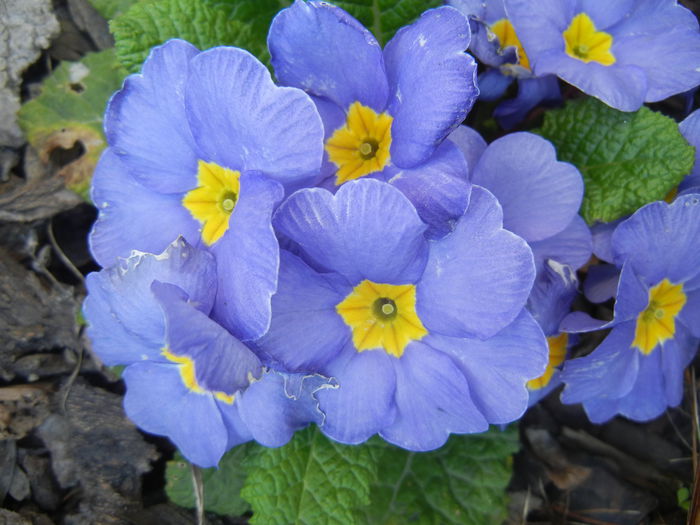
[384,6,477,167]
[417,186,535,339]
[274,179,428,284]
[268,0,389,112]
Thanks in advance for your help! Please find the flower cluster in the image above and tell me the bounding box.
[85,0,700,466]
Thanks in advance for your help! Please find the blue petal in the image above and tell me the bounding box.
[268,0,389,112]
[238,370,338,447]
[209,173,284,341]
[384,7,478,168]
[317,343,396,444]
[429,309,548,424]
[106,39,200,194]
[84,238,217,366]
[184,46,324,188]
[529,215,592,273]
[611,349,667,422]
[477,69,514,101]
[494,75,561,130]
[611,195,700,290]
[680,109,700,192]
[123,361,230,468]
[380,342,488,451]
[527,260,578,336]
[388,140,471,240]
[89,149,199,268]
[256,251,351,372]
[560,321,639,405]
[274,179,429,285]
[417,186,535,339]
[472,132,582,242]
[447,125,487,177]
[679,290,700,339]
[152,281,262,394]
[583,263,620,304]
[503,0,574,55]
[590,218,624,263]
[578,0,635,29]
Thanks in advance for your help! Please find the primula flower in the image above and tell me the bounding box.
[504,0,700,111]
[90,39,324,340]
[267,1,478,237]
[256,179,548,450]
[560,195,700,423]
[448,0,561,128]
[84,239,335,467]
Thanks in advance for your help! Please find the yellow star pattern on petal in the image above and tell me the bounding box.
[632,279,687,355]
[563,13,616,66]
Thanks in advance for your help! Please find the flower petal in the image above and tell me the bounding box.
[384,6,478,168]
[274,179,429,284]
[583,263,620,303]
[388,140,471,239]
[447,125,487,177]
[123,361,229,468]
[380,342,488,451]
[256,251,351,372]
[317,343,397,444]
[493,75,561,130]
[89,149,199,268]
[106,39,200,194]
[471,132,583,242]
[209,173,284,341]
[185,46,324,187]
[529,215,592,274]
[268,0,389,112]
[429,309,548,424]
[417,186,535,339]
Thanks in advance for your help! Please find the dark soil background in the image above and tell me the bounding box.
[1,0,700,524]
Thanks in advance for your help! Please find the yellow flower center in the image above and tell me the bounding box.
[490,18,530,71]
[325,102,393,185]
[182,160,241,246]
[527,333,568,390]
[632,279,687,355]
[563,13,616,66]
[162,348,235,404]
[336,280,427,358]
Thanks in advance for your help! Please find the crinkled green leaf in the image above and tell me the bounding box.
[111,0,275,73]
[537,97,695,224]
[87,0,138,20]
[166,446,251,516]
[334,0,442,45]
[241,426,381,525]
[362,426,518,524]
[17,49,127,200]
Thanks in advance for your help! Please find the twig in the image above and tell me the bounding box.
[190,463,205,525]
[47,218,85,285]
[60,347,83,415]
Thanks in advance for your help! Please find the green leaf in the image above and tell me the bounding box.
[362,426,518,524]
[88,0,138,20]
[166,446,251,516]
[17,49,127,200]
[111,0,277,73]
[241,426,381,524]
[333,0,442,45]
[537,97,695,224]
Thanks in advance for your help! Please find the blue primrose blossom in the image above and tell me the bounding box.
[448,0,561,128]
[268,1,478,238]
[256,179,549,451]
[90,39,324,341]
[560,195,700,423]
[84,238,335,468]
[504,0,700,112]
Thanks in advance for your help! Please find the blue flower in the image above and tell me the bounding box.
[504,0,700,111]
[84,238,335,467]
[448,0,561,128]
[560,195,700,423]
[90,39,324,340]
[267,1,479,237]
[257,179,548,450]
